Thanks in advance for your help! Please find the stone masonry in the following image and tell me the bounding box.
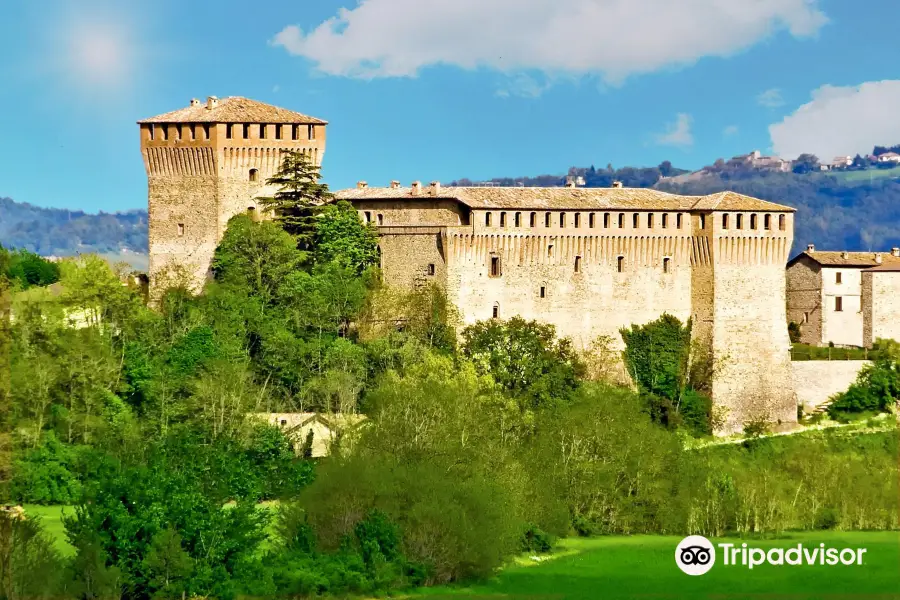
[139,96,327,296]
[338,182,798,435]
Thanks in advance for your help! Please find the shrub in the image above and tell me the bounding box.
[10,432,84,504]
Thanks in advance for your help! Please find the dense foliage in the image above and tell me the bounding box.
[828,339,900,418]
[0,245,60,290]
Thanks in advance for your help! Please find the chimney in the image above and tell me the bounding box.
[806,244,815,252]
[612,181,623,189]
[390,180,401,189]
[892,247,900,258]
[356,181,368,189]
[875,253,883,264]
[841,252,850,260]
[190,98,200,107]
[411,181,422,196]
[429,181,441,195]
[206,96,219,110]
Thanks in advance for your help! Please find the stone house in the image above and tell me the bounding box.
[786,245,900,347]
[250,412,366,458]
[337,182,798,435]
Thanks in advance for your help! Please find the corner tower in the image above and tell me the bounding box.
[139,96,327,296]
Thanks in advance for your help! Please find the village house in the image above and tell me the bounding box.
[877,152,900,163]
[250,412,366,458]
[786,245,900,347]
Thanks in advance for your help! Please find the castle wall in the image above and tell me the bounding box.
[786,257,822,345]
[792,360,868,413]
[378,227,447,290]
[862,271,900,347]
[355,200,468,227]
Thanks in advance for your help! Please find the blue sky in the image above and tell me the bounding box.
[1,0,899,213]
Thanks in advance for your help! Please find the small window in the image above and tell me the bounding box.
[492,303,500,319]
[377,214,384,226]
[188,125,195,140]
[540,286,546,298]
[618,213,625,228]
[700,214,706,229]
[676,213,683,229]
[574,256,582,273]
[750,214,758,230]
[514,212,522,227]
[764,214,771,230]
[202,124,210,140]
[722,214,729,229]
[604,213,610,228]
[589,213,596,228]
[428,263,436,276]
[736,214,744,229]
[280,419,287,427]
[162,124,169,141]
[545,213,551,227]
[243,123,250,139]
[548,244,554,257]
[364,211,372,223]
[574,213,581,228]
[247,206,256,219]
[177,223,185,236]
[148,124,155,141]
[560,213,566,228]
[260,124,267,139]
[663,257,671,273]
[662,213,669,229]
[308,125,316,140]
[490,256,502,277]
[617,256,625,273]
[779,214,786,231]
[226,124,233,139]
[647,213,654,229]
[836,272,842,284]
[835,297,843,312]
[174,125,181,141]
[275,124,283,140]
[292,125,299,140]
[486,212,492,226]
[530,212,536,227]
[500,212,507,227]
[249,168,259,182]
[632,213,639,228]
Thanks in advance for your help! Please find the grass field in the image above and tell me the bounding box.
[23,506,900,598]
[412,533,900,599]
[834,165,900,182]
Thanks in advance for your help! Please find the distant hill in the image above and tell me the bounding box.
[0,197,148,270]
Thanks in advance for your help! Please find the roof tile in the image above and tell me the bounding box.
[138,97,327,125]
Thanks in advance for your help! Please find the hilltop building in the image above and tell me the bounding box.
[138,96,327,295]
[337,182,798,435]
[786,246,900,348]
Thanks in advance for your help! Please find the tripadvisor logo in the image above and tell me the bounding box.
[675,536,867,576]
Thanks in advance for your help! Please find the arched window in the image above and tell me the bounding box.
[700,214,706,229]
[779,214,786,231]
[515,212,522,227]
[492,302,500,319]
[750,214,758,230]
[618,213,625,228]
[617,256,625,273]
[604,213,610,228]
[485,212,492,226]
[545,213,551,227]
[676,213,683,229]
[249,169,259,182]
[662,213,669,229]
[574,256,582,273]
[589,213,596,228]
[647,213,654,229]
[736,214,744,229]
[764,214,771,230]
[632,213,639,228]
[663,257,671,273]
[560,213,566,228]
[530,212,536,227]
[722,214,729,229]
[246,206,256,221]
[500,212,507,227]
[490,255,502,277]
[574,213,581,228]
[377,214,384,226]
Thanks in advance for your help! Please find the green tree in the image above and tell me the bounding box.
[258,150,333,247]
[314,200,379,272]
[142,528,194,598]
[461,317,584,410]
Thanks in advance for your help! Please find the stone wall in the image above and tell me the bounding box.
[862,271,900,347]
[786,257,822,344]
[791,360,868,412]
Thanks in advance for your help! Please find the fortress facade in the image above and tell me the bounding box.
[140,96,798,435]
[138,96,327,294]
[337,182,797,435]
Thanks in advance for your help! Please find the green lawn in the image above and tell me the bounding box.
[835,165,900,182]
[23,504,75,556]
[412,532,900,599]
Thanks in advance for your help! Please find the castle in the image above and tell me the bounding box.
[141,97,797,435]
[138,96,327,292]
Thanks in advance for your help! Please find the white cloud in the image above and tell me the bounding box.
[495,73,555,98]
[769,80,900,159]
[272,0,827,82]
[723,125,739,136]
[757,88,784,108]
[655,113,693,148]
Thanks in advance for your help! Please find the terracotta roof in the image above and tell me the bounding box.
[862,263,900,272]
[335,186,795,212]
[792,251,900,268]
[138,97,327,125]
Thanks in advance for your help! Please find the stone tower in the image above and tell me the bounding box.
[138,96,327,296]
